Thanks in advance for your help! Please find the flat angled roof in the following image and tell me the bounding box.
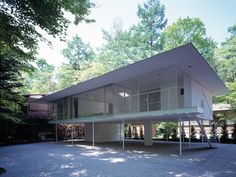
[39,43,228,102]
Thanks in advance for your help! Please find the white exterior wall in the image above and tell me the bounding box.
[84,123,123,142]
[191,79,213,120]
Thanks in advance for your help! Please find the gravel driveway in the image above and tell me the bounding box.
[0,141,236,177]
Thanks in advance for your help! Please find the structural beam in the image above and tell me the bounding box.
[55,124,58,142]
[189,121,191,148]
[201,120,204,143]
[92,121,95,147]
[71,124,74,145]
[179,121,182,156]
[122,120,125,150]
[120,123,122,144]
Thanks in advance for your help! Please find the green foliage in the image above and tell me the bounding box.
[214,24,236,109]
[210,121,217,138]
[55,64,77,91]
[127,125,132,138]
[157,122,178,140]
[22,58,56,94]
[0,0,94,122]
[97,0,167,70]
[190,125,196,139]
[140,127,144,139]
[97,20,136,70]
[215,24,236,83]
[76,62,107,83]
[220,120,228,142]
[214,83,236,109]
[62,35,95,70]
[0,44,28,122]
[163,17,217,68]
[134,0,167,56]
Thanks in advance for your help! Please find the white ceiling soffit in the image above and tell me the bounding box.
[39,43,228,102]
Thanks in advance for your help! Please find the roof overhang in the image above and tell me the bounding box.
[39,43,228,102]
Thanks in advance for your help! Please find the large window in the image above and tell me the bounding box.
[57,100,64,119]
[74,97,78,118]
[140,89,161,112]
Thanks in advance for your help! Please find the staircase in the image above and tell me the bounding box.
[197,120,213,148]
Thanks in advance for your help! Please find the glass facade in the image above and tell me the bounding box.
[52,66,185,120]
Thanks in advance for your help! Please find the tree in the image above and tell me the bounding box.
[55,64,77,91]
[140,127,144,139]
[214,24,236,109]
[22,58,56,94]
[156,122,177,140]
[0,0,95,122]
[190,125,196,140]
[98,0,167,70]
[131,0,167,56]
[210,121,217,138]
[232,123,236,143]
[215,24,236,82]
[62,35,95,70]
[163,17,217,68]
[75,62,107,83]
[220,120,228,142]
[127,125,132,138]
[97,20,137,70]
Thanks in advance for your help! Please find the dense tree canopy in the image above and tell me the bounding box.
[97,0,167,71]
[133,0,167,56]
[214,24,236,108]
[22,58,56,94]
[3,0,235,122]
[55,64,77,91]
[0,0,94,122]
[62,35,95,70]
[163,17,217,67]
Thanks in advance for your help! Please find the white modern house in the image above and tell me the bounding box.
[39,44,228,155]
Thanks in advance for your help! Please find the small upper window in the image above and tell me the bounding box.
[180,88,184,95]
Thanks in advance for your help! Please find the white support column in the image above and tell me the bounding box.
[189,121,191,148]
[144,121,153,146]
[122,120,125,150]
[55,124,58,142]
[179,121,182,156]
[137,80,140,112]
[113,86,116,115]
[201,120,204,143]
[71,124,74,145]
[104,87,106,116]
[92,122,95,147]
[120,123,122,144]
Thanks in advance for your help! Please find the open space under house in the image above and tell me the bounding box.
[38,43,228,155]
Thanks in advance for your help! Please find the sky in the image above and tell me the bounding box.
[37,0,236,67]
